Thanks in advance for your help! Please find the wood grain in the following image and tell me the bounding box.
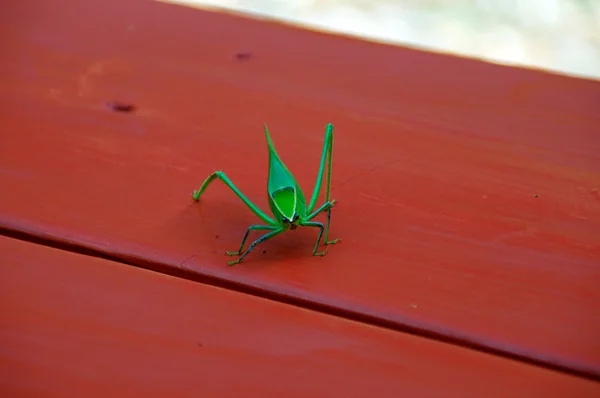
[1,235,599,397]
[1,0,599,379]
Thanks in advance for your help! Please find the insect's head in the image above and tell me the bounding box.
[281,214,299,229]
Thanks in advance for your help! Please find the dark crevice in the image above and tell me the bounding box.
[0,225,598,383]
[106,101,136,113]
[235,52,252,60]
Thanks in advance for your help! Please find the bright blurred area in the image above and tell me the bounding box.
[167,0,600,80]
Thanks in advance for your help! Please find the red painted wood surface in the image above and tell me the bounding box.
[1,0,600,381]
[2,235,600,397]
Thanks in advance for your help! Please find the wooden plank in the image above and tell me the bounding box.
[1,0,600,378]
[1,235,599,397]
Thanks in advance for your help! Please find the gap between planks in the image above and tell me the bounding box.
[1,222,598,384]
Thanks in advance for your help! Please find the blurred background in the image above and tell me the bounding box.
[169,0,600,80]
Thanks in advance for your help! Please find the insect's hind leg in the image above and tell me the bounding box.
[304,124,341,246]
[225,224,279,256]
[227,228,285,266]
[306,124,335,214]
[306,201,341,246]
[322,205,341,246]
[192,171,277,226]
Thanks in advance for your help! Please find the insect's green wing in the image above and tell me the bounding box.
[263,124,307,221]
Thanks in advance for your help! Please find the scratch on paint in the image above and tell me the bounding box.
[179,254,197,268]
[491,227,538,243]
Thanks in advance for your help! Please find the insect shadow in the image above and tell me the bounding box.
[189,189,326,265]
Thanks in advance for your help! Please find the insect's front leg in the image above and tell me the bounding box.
[227,227,285,266]
[299,221,331,257]
[225,224,279,256]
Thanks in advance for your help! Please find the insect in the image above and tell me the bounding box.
[192,123,341,266]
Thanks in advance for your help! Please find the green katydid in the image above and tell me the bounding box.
[192,123,341,266]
